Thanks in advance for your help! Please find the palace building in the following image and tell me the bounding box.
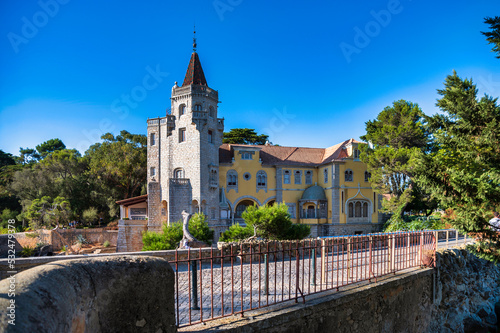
[116,44,385,251]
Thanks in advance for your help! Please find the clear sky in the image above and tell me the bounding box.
[1,0,499,155]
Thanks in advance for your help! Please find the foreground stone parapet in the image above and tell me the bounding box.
[0,256,176,333]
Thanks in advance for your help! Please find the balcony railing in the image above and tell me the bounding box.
[300,209,327,219]
[170,178,190,186]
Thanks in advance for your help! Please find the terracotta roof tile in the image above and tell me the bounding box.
[182,52,207,87]
[219,139,362,166]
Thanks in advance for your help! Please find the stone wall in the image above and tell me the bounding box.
[117,219,148,252]
[0,255,175,333]
[429,248,500,332]
[0,247,217,280]
[0,229,117,257]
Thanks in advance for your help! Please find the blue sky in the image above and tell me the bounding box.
[1,0,499,155]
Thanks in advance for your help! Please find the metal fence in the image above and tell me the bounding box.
[168,231,436,327]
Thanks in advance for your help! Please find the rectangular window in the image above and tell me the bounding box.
[286,203,296,218]
[150,133,156,146]
[241,152,252,160]
[324,169,328,183]
[305,171,312,185]
[294,171,302,184]
[179,128,186,143]
[150,167,156,176]
[210,207,216,220]
[283,170,291,184]
[208,130,213,144]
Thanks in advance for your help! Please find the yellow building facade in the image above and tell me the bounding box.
[218,140,385,237]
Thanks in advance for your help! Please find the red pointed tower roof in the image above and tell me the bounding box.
[182,52,207,87]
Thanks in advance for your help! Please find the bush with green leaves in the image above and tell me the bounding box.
[103,240,110,247]
[219,223,254,242]
[76,234,89,245]
[383,215,445,232]
[220,203,311,242]
[142,213,213,251]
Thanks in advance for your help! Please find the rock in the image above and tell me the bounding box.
[463,315,488,333]
[93,249,102,254]
[484,312,497,326]
[476,307,489,319]
[136,319,146,327]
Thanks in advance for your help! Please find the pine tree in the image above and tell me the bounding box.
[415,72,500,262]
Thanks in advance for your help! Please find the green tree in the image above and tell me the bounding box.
[15,147,40,165]
[86,130,147,200]
[220,203,310,241]
[0,208,19,228]
[36,138,66,158]
[25,196,71,228]
[360,100,436,224]
[223,128,269,145]
[482,16,500,58]
[0,150,16,168]
[415,72,500,262]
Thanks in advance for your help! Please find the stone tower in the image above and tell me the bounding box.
[147,48,224,232]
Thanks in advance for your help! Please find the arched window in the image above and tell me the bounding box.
[227,170,238,189]
[345,169,353,182]
[355,202,362,217]
[235,200,255,218]
[283,170,291,184]
[209,106,215,118]
[347,200,370,221]
[210,169,218,188]
[354,149,360,159]
[179,104,186,115]
[257,170,267,187]
[174,168,184,178]
[364,171,371,182]
[307,205,315,218]
[324,169,328,183]
[305,170,312,185]
[194,104,202,111]
[294,170,302,184]
[363,202,368,217]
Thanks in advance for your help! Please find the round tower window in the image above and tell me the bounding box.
[243,172,251,181]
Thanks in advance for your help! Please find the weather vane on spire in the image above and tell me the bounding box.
[193,24,197,52]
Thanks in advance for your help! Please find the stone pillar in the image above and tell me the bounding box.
[147,181,162,232]
[116,219,148,252]
[331,163,340,224]
[276,167,283,203]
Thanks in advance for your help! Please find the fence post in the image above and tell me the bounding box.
[390,234,396,272]
[418,232,424,267]
[347,237,351,280]
[321,239,326,286]
[191,260,200,310]
[368,235,373,281]
[264,254,269,295]
[446,230,449,248]
[311,248,316,286]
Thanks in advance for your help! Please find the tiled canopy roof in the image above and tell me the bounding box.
[219,139,363,166]
[182,52,207,87]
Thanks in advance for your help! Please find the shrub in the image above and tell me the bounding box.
[20,246,36,257]
[142,231,171,251]
[219,223,254,242]
[76,234,89,245]
[141,213,213,251]
[383,215,445,232]
[103,240,110,247]
[220,203,311,242]
[25,232,39,238]
[82,207,99,225]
